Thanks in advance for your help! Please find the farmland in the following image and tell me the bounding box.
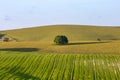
[0,40,120,54]
[0,25,120,80]
[0,52,119,80]
[1,25,120,42]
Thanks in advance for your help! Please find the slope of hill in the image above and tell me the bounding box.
[0,25,120,42]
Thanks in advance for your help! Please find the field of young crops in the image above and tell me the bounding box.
[0,52,119,80]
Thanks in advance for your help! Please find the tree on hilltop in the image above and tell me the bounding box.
[54,35,68,45]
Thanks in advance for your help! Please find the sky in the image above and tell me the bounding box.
[0,0,120,30]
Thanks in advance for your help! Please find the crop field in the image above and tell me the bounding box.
[1,25,120,42]
[0,40,120,54]
[0,25,120,80]
[0,52,119,80]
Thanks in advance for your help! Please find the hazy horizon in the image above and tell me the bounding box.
[0,0,120,30]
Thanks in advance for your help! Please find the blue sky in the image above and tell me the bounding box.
[0,0,120,30]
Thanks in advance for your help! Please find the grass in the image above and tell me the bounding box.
[0,40,120,54]
[0,52,119,80]
[0,25,120,79]
[0,25,120,42]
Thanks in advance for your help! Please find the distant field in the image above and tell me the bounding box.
[0,25,120,42]
[0,25,120,54]
[0,52,119,80]
[0,40,120,54]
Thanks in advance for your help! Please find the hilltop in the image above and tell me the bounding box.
[0,25,120,42]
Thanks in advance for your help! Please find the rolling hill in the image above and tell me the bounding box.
[0,25,120,42]
[0,25,120,79]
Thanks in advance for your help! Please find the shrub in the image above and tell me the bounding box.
[97,38,101,41]
[54,35,68,45]
[3,38,9,42]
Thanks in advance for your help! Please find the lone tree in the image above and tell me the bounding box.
[54,35,68,45]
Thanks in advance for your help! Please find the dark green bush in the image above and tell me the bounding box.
[3,38,9,42]
[54,35,68,45]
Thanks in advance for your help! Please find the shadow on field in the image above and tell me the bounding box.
[68,41,109,45]
[2,66,40,80]
[0,48,39,52]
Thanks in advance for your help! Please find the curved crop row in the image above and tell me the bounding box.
[0,53,119,80]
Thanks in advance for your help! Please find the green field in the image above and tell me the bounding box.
[0,25,120,80]
[0,52,119,80]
